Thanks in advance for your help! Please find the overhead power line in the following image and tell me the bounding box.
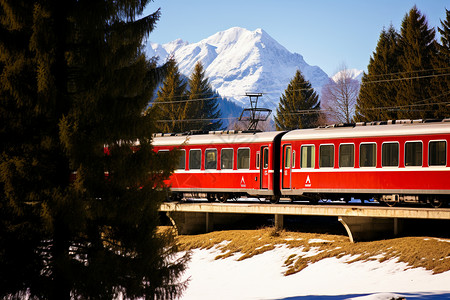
[361,66,450,79]
[361,72,450,84]
[148,95,222,105]
[149,70,450,106]
[154,89,450,122]
[155,97,450,123]
[156,116,242,123]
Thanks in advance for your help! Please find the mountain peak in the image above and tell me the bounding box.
[205,27,267,49]
[146,27,330,109]
[332,69,363,82]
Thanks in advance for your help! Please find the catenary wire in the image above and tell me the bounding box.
[149,71,450,105]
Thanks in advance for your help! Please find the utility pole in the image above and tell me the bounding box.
[239,93,271,131]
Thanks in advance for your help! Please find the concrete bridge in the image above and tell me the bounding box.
[160,202,450,242]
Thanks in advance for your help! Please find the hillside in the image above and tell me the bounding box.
[172,228,450,300]
[176,228,450,276]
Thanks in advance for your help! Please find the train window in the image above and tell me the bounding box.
[292,150,296,168]
[339,144,354,168]
[405,141,422,167]
[284,146,291,168]
[263,147,269,168]
[382,142,399,167]
[256,152,260,169]
[237,148,250,169]
[301,145,315,168]
[429,141,447,166]
[360,143,376,167]
[157,150,169,155]
[158,150,170,163]
[319,145,334,168]
[177,149,186,170]
[221,149,233,169]
[205,149,217,169]
[189,149,201,170]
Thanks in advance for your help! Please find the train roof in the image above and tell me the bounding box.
[152,130,285,146]
[282,120,450,141]
[151,120,450,146]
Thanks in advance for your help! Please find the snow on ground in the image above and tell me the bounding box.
[179,245,450,300]
[308,238,334,244]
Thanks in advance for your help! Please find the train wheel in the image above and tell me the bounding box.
[309,198,318,205]
[384,200,397,207]
[174,193,184,202]
[428,197,444,208]
[207,194,216,202]
[268,196,280,204]
[218,193,228,203]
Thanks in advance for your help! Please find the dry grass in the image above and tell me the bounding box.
[174,227,450,276]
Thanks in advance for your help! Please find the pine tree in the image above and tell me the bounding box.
[355,25,401,122]
[436,9,450,69]
[0,1,187,299]
[274,70,320,130]
[431,8,450,118]
[150,58,189,133]
[396,6,437,120]
[0,2,64,296]
[187,62,222,131]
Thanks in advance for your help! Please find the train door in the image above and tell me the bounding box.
[282,144,292,189]
[260,146,269,189]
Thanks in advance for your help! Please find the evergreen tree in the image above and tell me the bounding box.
[431,8,450,118]
[436,9,450,69]
[0,1,187,299]
[187,62,222,131]
[396,6,437,119]
[355,25,401,122]
[150,58,189,133]
[274,70,320,130]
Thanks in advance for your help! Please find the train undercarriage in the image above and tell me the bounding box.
[168,191,449,208]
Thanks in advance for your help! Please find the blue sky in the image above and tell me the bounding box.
[143,0,448,76]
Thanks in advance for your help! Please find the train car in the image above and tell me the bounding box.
[153,130,286,202]
[279,120,450,207]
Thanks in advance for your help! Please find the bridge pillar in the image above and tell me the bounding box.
[166,212,247,235]
[274,214,284,230]
[339,216,403,242]
[167,212,210,235]
[206,212,214,233]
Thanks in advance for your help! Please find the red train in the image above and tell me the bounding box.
[153,120,450,207]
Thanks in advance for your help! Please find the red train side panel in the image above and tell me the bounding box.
[280,122,450,199]
[153,131,285,198]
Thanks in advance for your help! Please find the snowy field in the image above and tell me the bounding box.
[179,244,450,300]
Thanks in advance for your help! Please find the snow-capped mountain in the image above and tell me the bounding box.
[331,68,363,83]
[146,27,331,111]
